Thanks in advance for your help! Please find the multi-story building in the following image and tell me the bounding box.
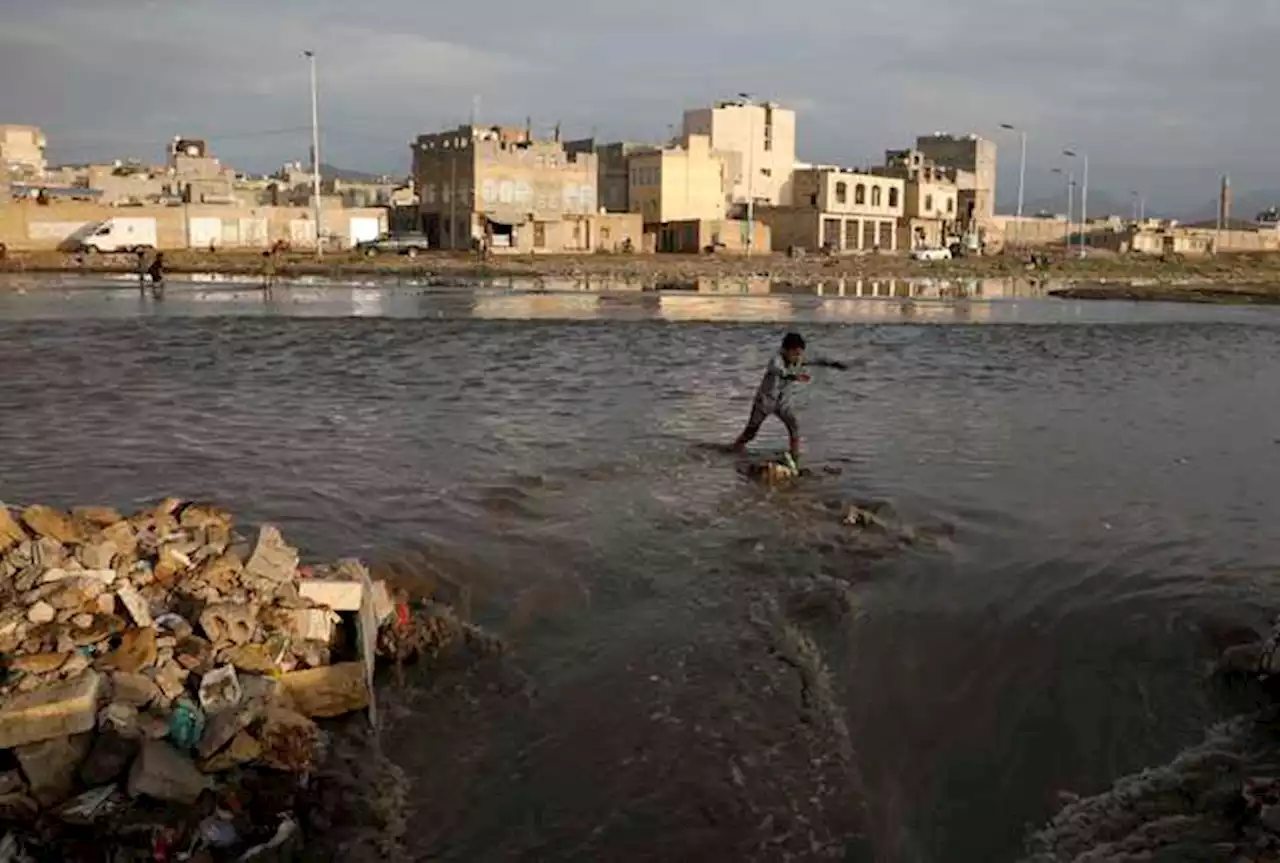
[878,149,961,248]
[627,135,727,225]
[756,166,904,253]
[563,139,651,214]
[0,125,47,179]
[413,124,641,253]
[682,99,796,208]
[914,133,996,223]
[167,137,236,204]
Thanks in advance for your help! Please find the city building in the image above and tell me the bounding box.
[563,139,652,214]
[627,135,728,225]
[0,125,47,179]
[167,137,237,204]
[914,133,996,223]
[877,149,961,249]
[413,123,640,253]
[681,99,796,208]
[755,166,904,252]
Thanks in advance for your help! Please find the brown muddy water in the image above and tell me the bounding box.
[3,274,1280,861]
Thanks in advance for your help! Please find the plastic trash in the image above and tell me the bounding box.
[198,811,239,848]
[58,785,120,824]
[237,817,299,861]
[197,665,242,715]
[166,697,205,752]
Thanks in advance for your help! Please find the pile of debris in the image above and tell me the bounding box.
[0,499,404,860]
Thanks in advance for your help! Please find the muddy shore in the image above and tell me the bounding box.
[7,249,1280,300]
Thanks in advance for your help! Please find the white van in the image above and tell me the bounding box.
[80,218,158,253]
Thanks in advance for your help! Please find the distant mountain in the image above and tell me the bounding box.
[1178,189,1280,224]
[320,163,394,183]
[1001,189,1136,220]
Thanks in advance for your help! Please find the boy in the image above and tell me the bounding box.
[731,332,847,468]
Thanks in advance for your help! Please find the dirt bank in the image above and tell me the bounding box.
[8,249,1280,296]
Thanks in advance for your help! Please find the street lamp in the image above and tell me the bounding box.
[303,50,323,259]
[738,92,755,257]
[998,124,1027,220]
[1062,149,1088,254]
[1052,167,1075,250]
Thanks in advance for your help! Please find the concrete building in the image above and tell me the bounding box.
[413,123,639,253]
[167,138,237,204]
[756,166,904,253]
[877,149,961,248]
[0,126,47,179]
[914,133,996,223]
[563,139,651,214]
[682,99,796,208]
[627,135,727,225]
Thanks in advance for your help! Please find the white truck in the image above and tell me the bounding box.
[79,217,158,253]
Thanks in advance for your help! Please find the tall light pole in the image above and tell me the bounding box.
[739,92,755,257]
[1052,168,1074,250]
[999,123,1027,250]
[1063,149,1087,254]
[304,50,323,258]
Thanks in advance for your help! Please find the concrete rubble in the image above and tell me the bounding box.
[0,499,426,860]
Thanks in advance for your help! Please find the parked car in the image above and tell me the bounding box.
[355,232,429,258]
[79,217,158,254]
[909,246,953,262]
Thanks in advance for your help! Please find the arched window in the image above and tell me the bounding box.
[871,186,882,206]
[855,184,866,205]
[888,187,899,208]
[835,181,847,204]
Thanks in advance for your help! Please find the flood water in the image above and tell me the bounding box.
[2,275,1280,861]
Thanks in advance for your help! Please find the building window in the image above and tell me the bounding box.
[925,194,934,212]
[515,181,532,205]
[947,197,954,213]
[888,187,899,208]
[855,183,866,205]
[761,168,772,177]
[534,222,546,249]
[835,181,847,204]
[871,186,882,206]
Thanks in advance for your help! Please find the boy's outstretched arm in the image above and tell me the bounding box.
[811,358,849,370]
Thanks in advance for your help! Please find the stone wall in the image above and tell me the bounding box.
[0,202,388,251]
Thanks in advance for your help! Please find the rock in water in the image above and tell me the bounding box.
[0,507,25,553]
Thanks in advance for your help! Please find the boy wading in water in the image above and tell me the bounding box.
[731,332,847,469]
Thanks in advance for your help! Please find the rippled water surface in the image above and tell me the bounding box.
[3,278,1280,861]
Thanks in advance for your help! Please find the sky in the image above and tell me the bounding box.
[1,0,1275,214]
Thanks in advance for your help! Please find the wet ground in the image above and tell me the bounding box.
[2,276,1280,861]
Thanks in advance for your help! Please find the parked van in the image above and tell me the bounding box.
[80,218,158,253]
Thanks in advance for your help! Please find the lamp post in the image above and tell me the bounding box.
[303,50,323,259]
[1052,168,1074,251]
[1063,149,1088,254]
[739,92,755,257]
[998,123,1027,219]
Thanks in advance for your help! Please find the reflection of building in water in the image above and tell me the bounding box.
[810,296,992,323]
[693,276,773,294]
[658,295,792,322]
[471,294,603,319]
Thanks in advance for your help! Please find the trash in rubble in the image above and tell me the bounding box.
[166,697,205,752]
[198,810,240,848]
[197,664,242,715]
[237,816,299,861]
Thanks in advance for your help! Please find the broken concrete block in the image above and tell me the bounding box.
[115,583,152,628]
[199,731,261,773]
[21,505,83,544]
[0,670,101,749]
[100,520,137,557]
[371,579,395,625]
[26,602,54,625]
[77,539,118,571]
[0,507,25,553]
[278,662,369,719]
[127,740,211,805]
[198,604,256,646]
[72,506,124,528]
[99,627,157,673]
[15,733,92,806]
[79,731,140,786]
[197,665,242,715]
[298,579,363,612]
[197,696,265,760]
[111,672,160,708]
[8,651,70,676]
[243,525,299,585]
[152,661,189,703]
[287,608,337,643]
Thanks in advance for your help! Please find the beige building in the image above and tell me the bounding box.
[682,99,796,208]
[756,167,904,253]
[915,133,996,223]
[877,149,961,248]
[628,135,727,225]
[652,218,770,254]
[413,123,641,253]
[0,125,47,179]
[563,139,651,214]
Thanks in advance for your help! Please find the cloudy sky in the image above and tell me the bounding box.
[2,0,1275,213]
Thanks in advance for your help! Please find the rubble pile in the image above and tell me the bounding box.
[0,499,405,860]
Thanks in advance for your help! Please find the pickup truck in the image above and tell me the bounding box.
[354,232,429,258]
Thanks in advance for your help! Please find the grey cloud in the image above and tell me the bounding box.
[0,0,1274,211]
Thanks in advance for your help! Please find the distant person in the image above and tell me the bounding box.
[729,332,848,469]
[261,248,278,290]
[148,252,166,286]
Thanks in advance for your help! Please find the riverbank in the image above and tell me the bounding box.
[7,249,1280,297]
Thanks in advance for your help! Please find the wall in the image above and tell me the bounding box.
[489,212,643,254]
[0,126,47,177]
[756,205,897,253]
[791,169,905,219]
[682,102,797,206]
[0,201,386,251]
[654,219,769,253]
[987,216,1071,248]
[915,134,996,221]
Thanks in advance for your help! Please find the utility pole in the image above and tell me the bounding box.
[1052,168,1073,250]
[1063,149,1087,254]
[999,124,1027,247]
[739,93,755,257]
[304,50,323,259]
